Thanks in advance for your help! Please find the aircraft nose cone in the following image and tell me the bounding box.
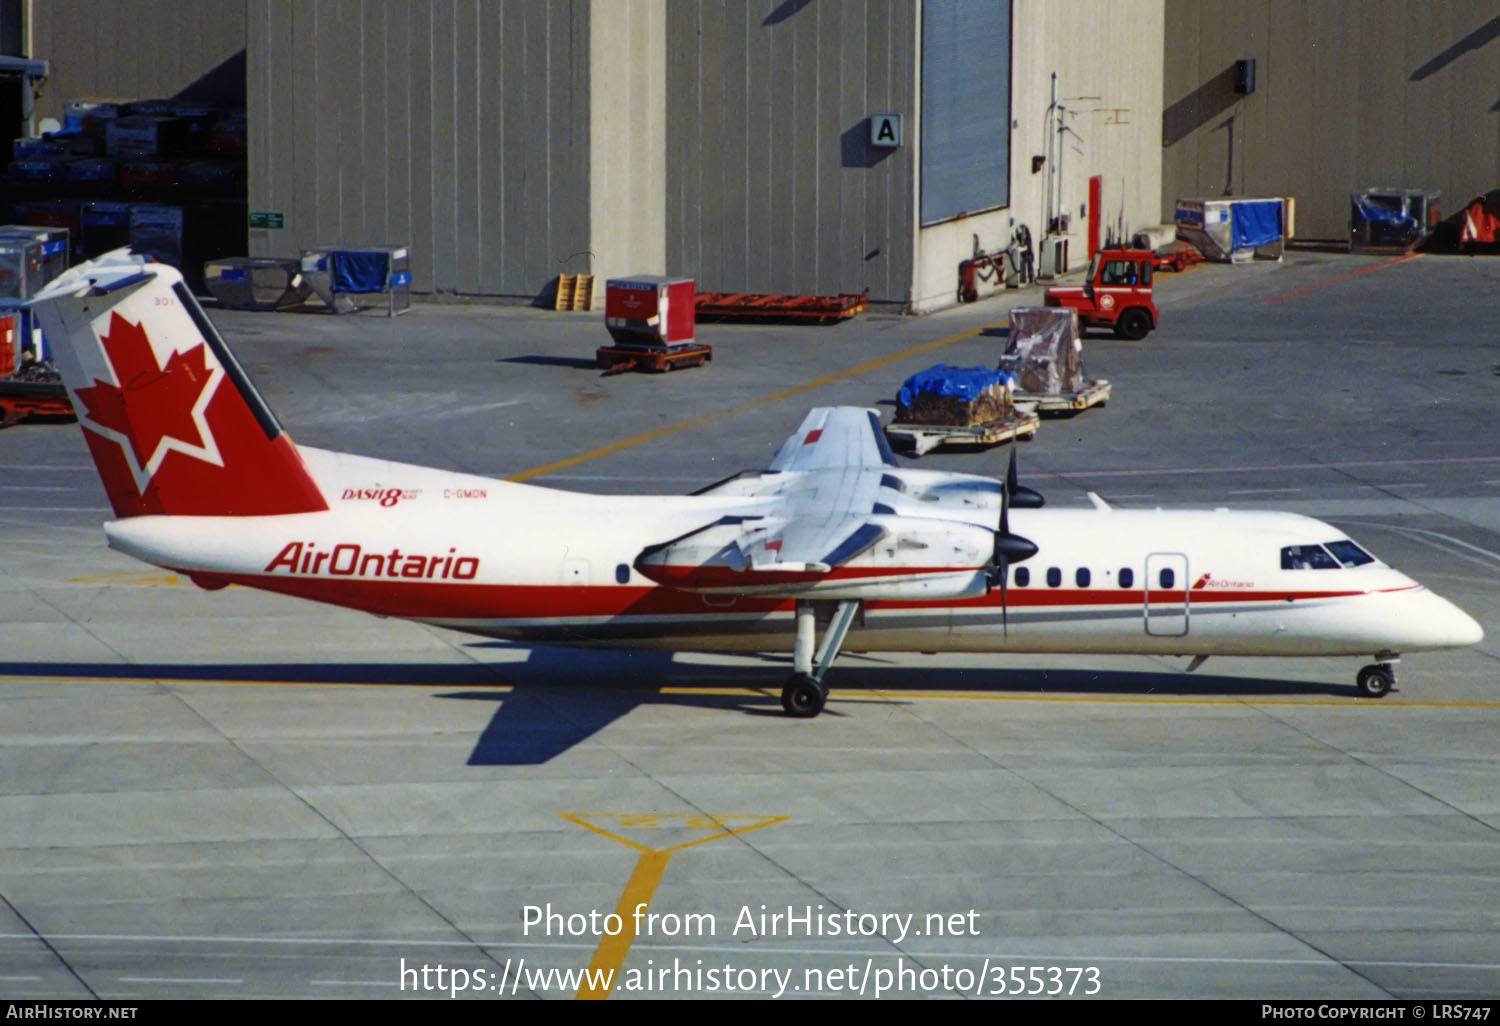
[1450,604,1485,647]
[1406,590,1484,650]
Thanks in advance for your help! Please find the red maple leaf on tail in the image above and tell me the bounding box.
[74,312,217,473]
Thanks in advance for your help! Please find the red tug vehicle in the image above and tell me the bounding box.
[1043,247,1158,340]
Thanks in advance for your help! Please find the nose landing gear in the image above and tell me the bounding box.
[1356,657,1398,698]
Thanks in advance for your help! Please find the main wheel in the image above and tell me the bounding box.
[781,673,827,717]
[1356,663,1394,698]
[1114,307,1153,340]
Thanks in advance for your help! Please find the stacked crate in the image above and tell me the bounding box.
[6,96,249,291]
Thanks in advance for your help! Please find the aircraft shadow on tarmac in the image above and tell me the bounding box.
[448,644,1365,764]
[0,652,1366,767]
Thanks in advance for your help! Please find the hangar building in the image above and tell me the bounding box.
[10,1,1499,308]
[16,0,1163,310]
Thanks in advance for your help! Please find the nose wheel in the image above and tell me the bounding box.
[1356,661,1396,698]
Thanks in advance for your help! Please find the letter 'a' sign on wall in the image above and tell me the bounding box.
[870,113,902,148]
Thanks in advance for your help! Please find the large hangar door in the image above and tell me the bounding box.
[920,0,1013,225]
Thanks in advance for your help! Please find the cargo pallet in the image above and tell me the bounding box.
[595,343,712,374]
[1013,379,1111,416]
[1152,246,1204,272]
[0,380,72,426]
[694,290,868,323]
[884,409,1040,456]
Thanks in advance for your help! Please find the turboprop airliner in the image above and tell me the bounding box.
[30,252,1483,716]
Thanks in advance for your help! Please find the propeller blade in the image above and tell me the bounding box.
[991,447,1040,639]
[999,556,1009,638]
[992,462,1034,566]
[998,455,1010,538]
[990,449,1037,584]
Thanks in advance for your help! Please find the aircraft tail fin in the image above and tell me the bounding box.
[30,251,328,518]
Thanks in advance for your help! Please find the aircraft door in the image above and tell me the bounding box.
[1144,553,1189,636]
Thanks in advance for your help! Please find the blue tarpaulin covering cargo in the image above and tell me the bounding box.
[330,250,392,293]
[1351,193,1416,232]
[1349,190,1438,249]
[898,365,1014,407]
[1229,200,1283,250]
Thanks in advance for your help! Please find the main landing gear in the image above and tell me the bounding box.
[1356,655,1398,698]
[781,599,860,717]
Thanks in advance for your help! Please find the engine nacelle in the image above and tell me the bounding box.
[635,514,994,600]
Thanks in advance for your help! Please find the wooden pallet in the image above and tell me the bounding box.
[883,409,1040,456]
[596,343,712,375]
[555,273,595,311]
[1013,379,1111,416]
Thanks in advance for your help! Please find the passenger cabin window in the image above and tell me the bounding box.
[1158,567,1175,589]
[1119,567,1134,588]
[1014,567,1030,587]
[1046,567,1062,588]
[1076,568,1091,588]
[1281,544,1341,570]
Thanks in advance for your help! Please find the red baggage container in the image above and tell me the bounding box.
[604,275,695,347]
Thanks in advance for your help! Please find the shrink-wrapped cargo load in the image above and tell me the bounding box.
[1000,307,1082,395]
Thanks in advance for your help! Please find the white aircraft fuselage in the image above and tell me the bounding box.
[102,448,1479,658]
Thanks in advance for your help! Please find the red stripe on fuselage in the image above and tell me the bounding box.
[190,574,1414,624]
[951,586,1416,608]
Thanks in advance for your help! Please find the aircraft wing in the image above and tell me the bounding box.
[770,516,886,571]
[767,407,898,471]
[636,407,994,599]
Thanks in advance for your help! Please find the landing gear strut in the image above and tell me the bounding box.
[780,599,860,717]
[1356,659,1397,699]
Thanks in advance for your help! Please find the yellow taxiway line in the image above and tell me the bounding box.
[560,813,787,1000]
[505,323,988,482]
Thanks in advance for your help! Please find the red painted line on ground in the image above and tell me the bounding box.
[1261,252,1423,305]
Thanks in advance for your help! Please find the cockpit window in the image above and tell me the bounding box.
[1281,544,1340,570]
[1325,540,1375,567]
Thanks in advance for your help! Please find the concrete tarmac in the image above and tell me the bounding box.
[1,251,1497,1000]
